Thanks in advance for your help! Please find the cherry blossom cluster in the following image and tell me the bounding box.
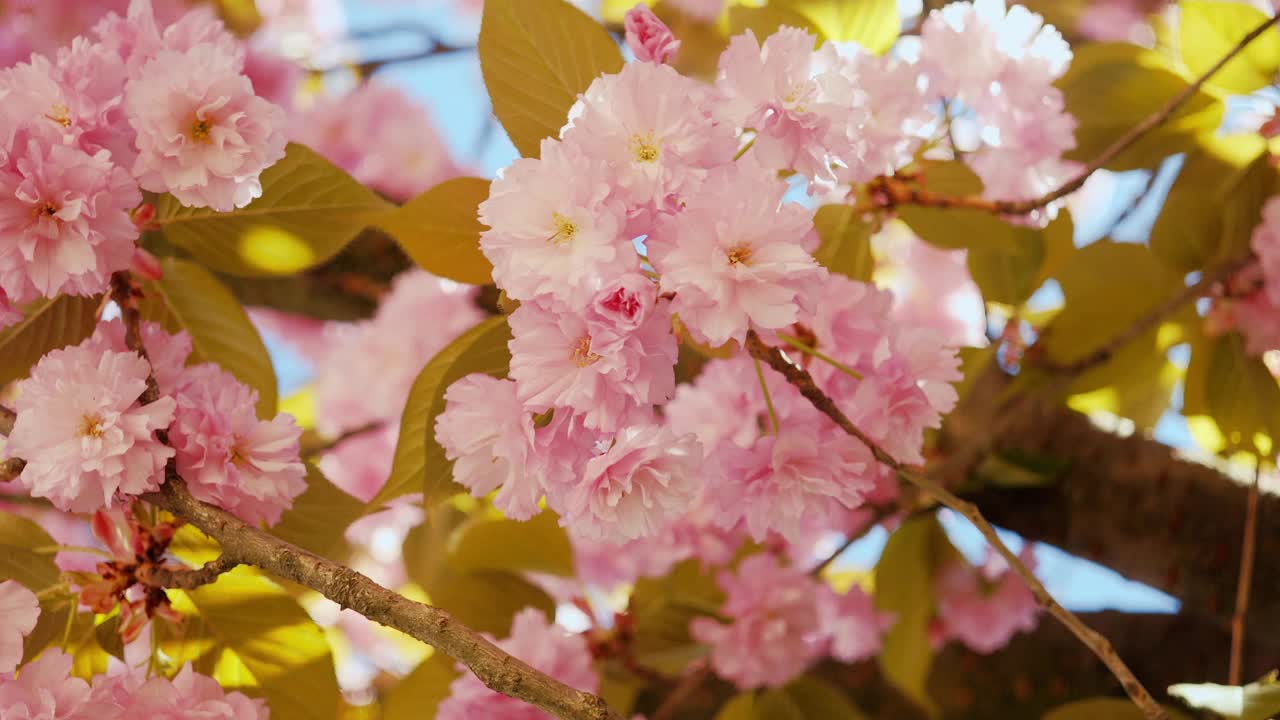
[0,581,266,719]
[1207,197,1280,355]
[5,318,306,525]
[931,546,1042,654]
[0,0,287,327]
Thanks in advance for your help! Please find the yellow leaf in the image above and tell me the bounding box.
[0,294,100,387]
[376,177,495,285]
[449,512,575,577]
[272,463,364,560]
[479,0,624,158]
[774,0,900,53]
[897,161,1026,252]
[382,653,458,720]
[874,517,948,718]
[1179,1,1280,95]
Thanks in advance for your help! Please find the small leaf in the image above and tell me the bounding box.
[784,676,870,719]
[479,0,624,158]
[95,615,126,662]
[1046,697,1191,720]
[728,5,822,40]
[375,178,495,285]
[141,258,278,417]
[0,294,100,387]
[1058,43,1224,170]
[0,514,59,591]
[774,0,900,53]
[966,226,1046,306]
[271,463,365,560]
[813,205,875,282]
[630,559,724,675]
[1179,1,1280,95]
[449,513,575,577]
[1170,672,1280,720]
[1187,332,1280,455]
[154,144,391,276]
[423,569,556,636]
[171,567,340,720]
[382,653,458,720]
[755,690,806,720]
[715,693,758,720]
[874,516,946,718]
[372,316,512,509]
[897,162,1024,252]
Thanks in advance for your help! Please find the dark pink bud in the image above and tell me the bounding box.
[625,4,680,64]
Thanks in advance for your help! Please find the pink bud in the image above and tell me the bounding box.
[130,247,164,281]
[131,202,157,229]
[92,508,137,562]
[625,4,680,64]
[1261,110,1280,139]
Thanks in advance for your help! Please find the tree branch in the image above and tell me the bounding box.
[1229,462,1261,685]
[136,555,239,590]
[743,331,1168,720]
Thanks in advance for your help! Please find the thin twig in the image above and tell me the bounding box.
[136,555,239,591]
[1229,460,1262,685]
[744,331,1168,720]
[650,664,712,720]
[1104,168,1160,237]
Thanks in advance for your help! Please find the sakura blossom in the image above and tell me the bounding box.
[0,651,93,719]
[91,665,268,720]
[0,582,39,675]
[624,5,680,64]
[6,342,175,513]
[817,585,893,664]
[934,546,1042,654]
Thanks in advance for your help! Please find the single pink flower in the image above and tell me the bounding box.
[816,585,893,663]
[625,5,680,64]
[168,363,306,526]
[934,545,1041,654]
[7,343,175,513]
[438,609,597,720]
[0,581,39,675]
[91,663,267,719]
[82,318,194,394]
[0,140,139,304]
[1252,196,1280,307]
[0,650,93,718]
[126,41,286,211]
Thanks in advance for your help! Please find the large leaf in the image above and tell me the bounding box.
[774,0,899,53]
[1185,332,1280,455]
[1169,673,1280,720]
[1046,697,1191,720]
[1058,43,1224,170]
[449,512,575,577]
[141,258,278,417]
[784,676,869,719]
[630,558,724,674]
[372,316,512,509]
[896,162,1025,252]
[478,0,624,158]
[1179,1,1280,95]
[382,653,459,720]
[813,204,875,282]
[375,178,495,286]
[154,143,391,276]
[270,463,364,560]
[171,567,340,720]
[0,514,59,591]
[728,5,822,40]
[874,517,946,718]
[0,294,100,387]
[423,568,556,636]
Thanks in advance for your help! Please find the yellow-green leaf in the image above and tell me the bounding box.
[373,316,512,509]
[966,224,1046,306]
[154,143,391,276]
[1046,697,1191,720]
[1058,43,1224,170]
[271,463,364,560]
[630,558,723,674]
[715,693,759,720]
[784,676,870,719]
[774,0,899,53]
[382,653,458,720]
[0,513,59,591]
[1179,1,1280,95]
[172,567,340,720]
[449,512,575,577]
[874,517,944,718]
[896,161,1024,251]
[0,294,100,387]
[1186,332,1280,455]
[376,177,495,285]
[728,5,822,40]
[142,258,278,417]
[423,569,556,636]
[813,204,875,282]
[479,0,624,158]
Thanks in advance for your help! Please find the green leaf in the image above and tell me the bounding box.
[423,569,556,636]
[896,162,1025,251]
[271,463,364,560]
[1046,697,1191,720]
[630,558,724,674]
[478,0,624,158]
[966,225,1046,306]
[874,516,946,718]
[372,316,512,509]
[774,0,899,53]
[141,257,278,417]
[1058,43,1224,170]
[728,5,822,40]
[1150,135,1268,273]
[1217,152,1280,265]
[1179,1,1280,95]
[1186,332,1280,455]
[171,567,340,720]
[0,294,100,387]
[715,693,759,720]
[382,653,459,720]
[813,205,875,282]
[0,513,59,591]
[375,178,495,285]
[783,676,870,719]
[154,143,391,276]
[1169,672,1280,720]
[449,513,575,577]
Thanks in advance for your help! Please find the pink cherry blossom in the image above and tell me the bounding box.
[94,0,240,74]
[168,363,306,526]
[0,651,93,719]
[437,609,597,720]
[934,545,1041,654]
[479,138,633,305]
[292,81,458,201]
[508,297,677,431]
[553,424,702,542]
[0,581,39,675]
[816,585,893,663]
[625,5,681,64]
[126,41,286,211]
[690,554,826,689]
[435,375,541,520]
[0,140,139,304]
[91,664,267,720]
[0,290,20,331]
[7,343,175,513]
[82,318,194,394]
[564,62,735,213]
[650,165,825,346]
[317,426,396,504]
[1252,196,1280,307]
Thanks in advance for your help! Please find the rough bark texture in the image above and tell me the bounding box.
[145,480,623,720]
[938,363,1280,679]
